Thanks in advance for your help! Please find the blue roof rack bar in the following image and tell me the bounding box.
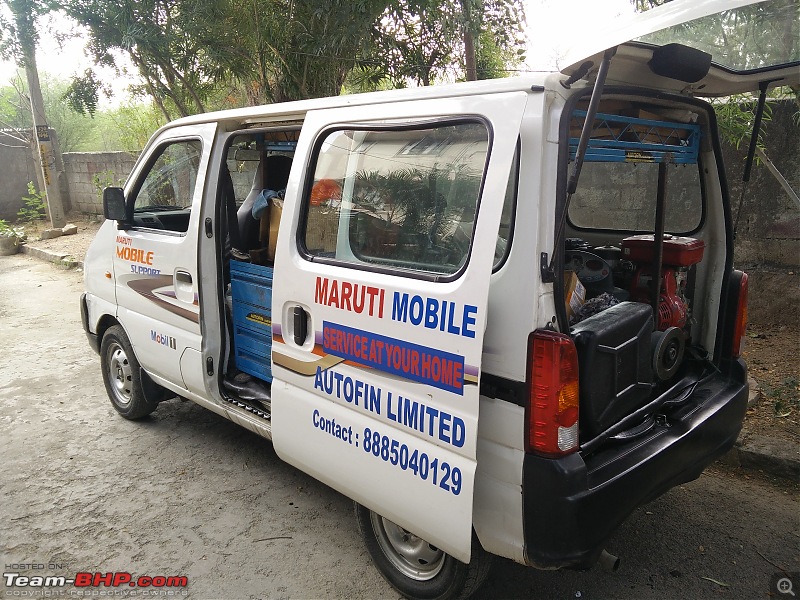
[569,110,700,164]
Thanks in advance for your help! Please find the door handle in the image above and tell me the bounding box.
[293,306,309,346]
[174,270,194,304]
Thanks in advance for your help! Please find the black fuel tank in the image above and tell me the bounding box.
[571,302,653,438]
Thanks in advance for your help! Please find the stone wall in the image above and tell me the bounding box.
[0,132,41,221]
[62,152,139,215]
[569,101,799,268]
[722,103,800,267]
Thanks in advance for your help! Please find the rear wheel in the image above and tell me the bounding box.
[100,325,162,420]
[355,502,491,600]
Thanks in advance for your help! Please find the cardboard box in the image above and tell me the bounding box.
[268,201,282,262]
[626,108,691,144]
[564,271,586,320]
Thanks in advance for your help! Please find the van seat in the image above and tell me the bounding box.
[236,155,292,253]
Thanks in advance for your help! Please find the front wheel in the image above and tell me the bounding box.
[100,325,162,420]
[355,502,491,600]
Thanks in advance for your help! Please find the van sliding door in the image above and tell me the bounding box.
[271,94,527,562]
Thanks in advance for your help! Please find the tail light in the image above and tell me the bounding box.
[526,330,580,456]
[730,272,749,359]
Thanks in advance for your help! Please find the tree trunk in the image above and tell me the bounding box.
[464,30,477,81]
[462,0,477,81]
[19,21,66,228]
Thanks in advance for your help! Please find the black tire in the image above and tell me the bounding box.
[100,325,162,420]
[355,502,492,600]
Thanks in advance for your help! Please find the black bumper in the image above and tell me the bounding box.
[80,293,100,354]
[522,360,748,570]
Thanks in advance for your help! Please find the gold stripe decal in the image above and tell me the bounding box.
[272,351,344,376]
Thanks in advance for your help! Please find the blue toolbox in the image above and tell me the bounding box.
[230,260,274,382]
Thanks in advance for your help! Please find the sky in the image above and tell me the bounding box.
[0,0,636,107]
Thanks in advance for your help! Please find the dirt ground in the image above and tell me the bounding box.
[19,214,800,448]
[1,252,797,600]
[739,268,800,445]
[21,214,103,260]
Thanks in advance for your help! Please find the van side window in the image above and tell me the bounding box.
[493,144,519,270]
[130,139,202,233]
[302,122,490,276]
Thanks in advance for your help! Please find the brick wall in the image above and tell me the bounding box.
[62,152,139,215]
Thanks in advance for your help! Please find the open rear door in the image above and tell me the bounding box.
[560,0,799,97]
[271,92,527,562]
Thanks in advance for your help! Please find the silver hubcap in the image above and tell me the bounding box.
[107,343,133,406]
[371,512,445,581]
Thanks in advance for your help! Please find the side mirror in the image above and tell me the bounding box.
[103,187,128,224]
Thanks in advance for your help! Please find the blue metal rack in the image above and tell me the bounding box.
[265,141,297,152]
[569,111,700,164]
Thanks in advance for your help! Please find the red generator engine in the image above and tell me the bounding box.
[621,234,705,331]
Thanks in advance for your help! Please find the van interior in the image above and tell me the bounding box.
[556,91,730,452]
[216,128,299,418]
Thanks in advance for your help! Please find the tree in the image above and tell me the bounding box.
[104,98,166,151]
[0,0,66,228]
[475,29,519,80]
[0,76,29,129]
[369,1,463,87]
[60,0,230,120]
[0,72,110,151]
[357,0,525,88]
[473,0,526,79]
[60,0,391,113]
[214,0,389,104]
[62,0,527,115]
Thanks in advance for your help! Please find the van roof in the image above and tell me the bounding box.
[164,74,551,130]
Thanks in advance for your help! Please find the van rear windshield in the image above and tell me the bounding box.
[568,161,703,233]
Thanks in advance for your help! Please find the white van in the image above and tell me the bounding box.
[80,1,799,597]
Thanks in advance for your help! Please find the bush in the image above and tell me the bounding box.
[0,219,25,240]
[17,182,47,224]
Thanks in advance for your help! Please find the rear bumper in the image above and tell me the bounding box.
[80,292,100,354]
[521,359,748,570]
